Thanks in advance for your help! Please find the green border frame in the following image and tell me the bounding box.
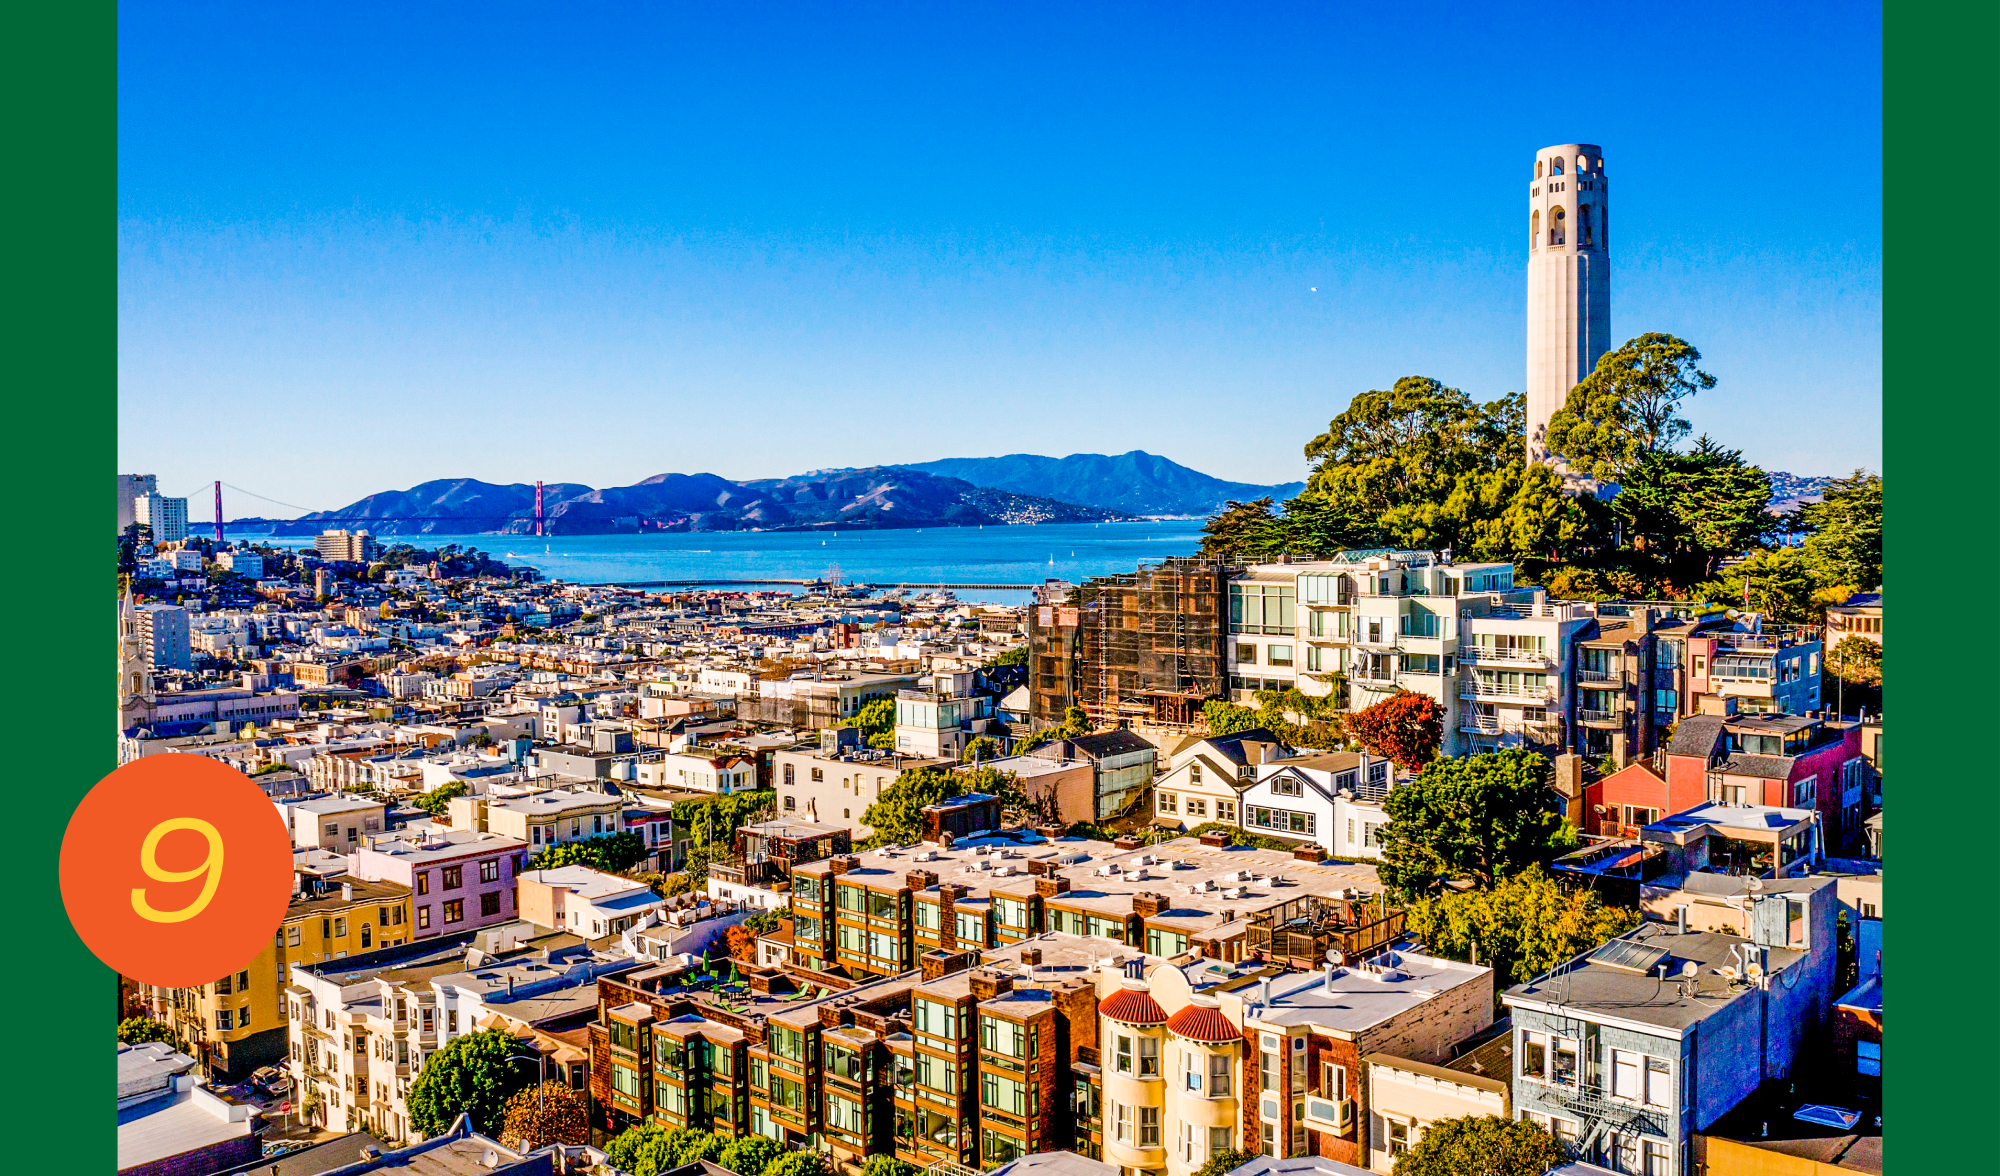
[6,1,115,1169]
[1888,0,1998,1171]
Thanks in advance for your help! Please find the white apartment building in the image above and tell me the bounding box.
[135,491,189,542]
[134,602,192,671]
[1227,555,1592,757]
[634,749,755,795]
[1240,750,1394,861]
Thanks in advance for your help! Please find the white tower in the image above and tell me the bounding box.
[1525,143,1611,465]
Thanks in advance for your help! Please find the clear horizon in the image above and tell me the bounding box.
[119,2,1882,516]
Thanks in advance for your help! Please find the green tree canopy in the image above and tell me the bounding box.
[1828,634,1882,686]
[1611,437,1775,587]
[1390,1114,1565,1176]
[405,1028,534,1137]
[863,1157,920,1176]
[1018,705,1090,753]
[717,1134,783,1176]
[1544,333,1715,479]
[1798,470,1883,590]
[1404,865,1642,985]
[117,1017,175,1046]
[525,831,648,873]
[1689,546,1818,625]
[1378,750,1569,898]
[764,1153,830,1176]
[839,696,897,751]
[859,765,980,847]
[1194,1150,1260,1176]
[1197,497,1289,563]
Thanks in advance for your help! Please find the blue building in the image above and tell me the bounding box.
[1501,876,1838,1175]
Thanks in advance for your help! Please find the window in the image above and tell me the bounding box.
[1139,1034,1160,1077]
[1187,797,1206,818]
[1611,1050,1642,1102]
[1622,806,1660,829]
[217,1008,234,1030]
[1113,1101,1132,1144]
[360,925,372,948]
[1387,1117,1410,1156]
[1521,1030,1547,1080]
[333,917,347,938]
[1267,645,1293,667]
[1553,1037,1579,1086]
[1236,643,1258,665]
[1645,1057,1672,1107]
[1530,208,1541,245]
[1217,800,1235,822]
[1550,205,1566,245]
[1643,1140,1671,1176]
[914,998,961,1040]
[417,905,430,929]
[287,926,301,947]
[1270,776,1302,797]
[481,892,501,916]
[1211,1126,1232,1157]
[1159,792,1178,814]
[442,899,464,924]
[1140,1105,1161,1146]
[982,1071,1030,1116]
[1260,1048,1277,1091]
[611,1064,640,1098]
[1115,1034,1134,1074]
[1321,1061,1346,1100]
[1857,1040,1881,1077]
[954,911,985,946]
[1189,763,1204,784]
[914,901,939,930]
[215,975,233,995]
[442,865,463,890]
[783,795,796,811]
[480,859,499,883]
[1580,203,1594,245]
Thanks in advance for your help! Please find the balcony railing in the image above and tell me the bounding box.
[1459,677,1558,701]
[1459,715,1562,739]
[1576,668,1619,683]
[1461,647,1553,667]
[1577,709,1620,725]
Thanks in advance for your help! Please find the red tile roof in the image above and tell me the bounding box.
[1165,1002,1237,1043]
[1100,986,1169,1026]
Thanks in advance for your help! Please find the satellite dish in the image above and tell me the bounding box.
[1680,961,1699,978]
[1746,962,1766,982]
[1747,877,1764,893]
[1325,950,1346,966]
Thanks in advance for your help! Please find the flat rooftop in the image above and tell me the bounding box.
[1248,951,1491,1035]
[1505,922,1807,1034]
[1645,803,1817,837]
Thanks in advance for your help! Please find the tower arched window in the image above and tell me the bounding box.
[1550,206,1566,246]
[1579,204,1593,246]
[1536,160,1544,179]
[1530,209,1540,247]
[1550,156,1564,176]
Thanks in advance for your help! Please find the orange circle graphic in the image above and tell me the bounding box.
[60,754,296,988]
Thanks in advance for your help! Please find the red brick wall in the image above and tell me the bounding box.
[122,1131,262,1176]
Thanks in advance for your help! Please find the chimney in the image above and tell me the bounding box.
[1198,830,1231,848]
[829,855,856,876]
[1132,892,1167,919]
[1019,947,1042,966]
[968,968,1014,1001]
[1113,836,1142,851]
[1677,905,1689,935]
[341,882,354,901]
[1291,845,1324,863]
[1026,859,1048,876]
[1258,975,1271,1010]
[907,870,939,892]
[1035,876,1070,898]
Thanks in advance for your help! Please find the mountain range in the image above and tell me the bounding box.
[259,466,1134,537]
[902,451,1306,517]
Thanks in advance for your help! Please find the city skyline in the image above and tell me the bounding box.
[119,2,1881,514]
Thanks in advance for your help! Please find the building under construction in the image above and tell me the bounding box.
[1025,558,1233,731]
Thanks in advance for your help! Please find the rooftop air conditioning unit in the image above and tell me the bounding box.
[1222,888,1245,900]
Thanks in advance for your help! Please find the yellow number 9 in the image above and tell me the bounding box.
[131,817,225,924]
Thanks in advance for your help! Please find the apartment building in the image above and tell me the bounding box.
[135,491,189,542]
[635,748,757,795]
[517,865,667,938]
[134,602,193,671]
[1502,878,1839,1176]
[140,876,413,1085]
[283,795,388,851]
[772,741,951,837]
[1823,592,1882,648]
[315,529,381,563]
[287,929,634,1141]
[1666,619,1823,717]
[346,829,528,938]
[707,819,853,911]
[1024,559,1232,731]
[892,669,1002,759]
[789,821,1386,982]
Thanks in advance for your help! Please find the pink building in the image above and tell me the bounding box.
[346,829,529,939]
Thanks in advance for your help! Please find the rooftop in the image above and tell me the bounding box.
[1245,951,1491,1035]
[357,828,528,863]
[1643,803,1818,839]
[1699,1078,1881,1174]
[1505,922,1809,1033]
[519,866,651,901]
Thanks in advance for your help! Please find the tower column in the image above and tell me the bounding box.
[1525,143,1611,466]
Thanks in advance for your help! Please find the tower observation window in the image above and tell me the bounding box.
[1550,206,1566,246]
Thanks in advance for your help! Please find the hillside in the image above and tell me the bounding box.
[266,468,1130,536]
[901,451,1306,516]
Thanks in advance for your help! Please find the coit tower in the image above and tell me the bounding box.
[1525,143,1611,465]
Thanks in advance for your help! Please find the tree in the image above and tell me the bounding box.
[724,922,760,963]
[1828,634,1882,686]
[1198,497,1288,563]
[1798,470,1883,590]
[717,1134,783,1176]
[1689,547,1817,625]
[961,736,999,764]
[1390,1114,1565,1176]
[1202,699,1262,738]
[405,1028,534,1136]
[1611,438,1775,587]
[1404,866,1641,986]
[858,766,971,847]
[764,1153,830,1176]
[496,1082,589,1151]
[1377,750,1568,898]
[863,1157,919,1176]
[117,1016,175,1046]
[525,831,649,873]
[606,1124,697,1176]
[1195,1149,1259,1176]
[989,647,1028,668]
[1543,333,1715,478]
[412,781,469,820]
[676,1134,728,1165]
[1347,691,1444,771]
[1018,705,1090,753]
[839,696,897,751]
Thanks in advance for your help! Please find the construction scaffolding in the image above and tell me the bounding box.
[1025,558,1233,731]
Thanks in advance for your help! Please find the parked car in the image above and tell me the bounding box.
[250,1066,292,1098]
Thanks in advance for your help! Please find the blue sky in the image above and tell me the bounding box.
[119,1,1881,515]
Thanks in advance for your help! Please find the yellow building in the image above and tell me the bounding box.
[142,876,415,1084]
